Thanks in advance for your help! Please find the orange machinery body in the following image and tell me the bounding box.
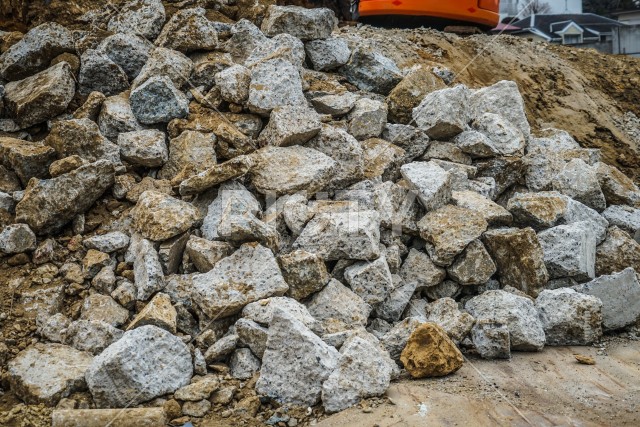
[359,0,500,28]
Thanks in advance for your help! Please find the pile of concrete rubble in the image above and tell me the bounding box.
[1,1,639,424]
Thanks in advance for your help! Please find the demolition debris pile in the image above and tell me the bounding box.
[0,1,639,425]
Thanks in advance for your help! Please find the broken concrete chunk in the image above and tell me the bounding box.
[118,130,168,168]
[256,309,340,406]
[595,227,640,276]
[471,319,511,359]
[418,205,488,266]
[341,46,403,95]
[86,325,192,408]
[0,22,74,80]
[80,293,129,328]
[45,119,121,165]
[97,33,153,80]
[4,62,76,129]
[451,190,512,226]
[156,7,218,52]
[553,159,606,212]
[258,104,321,147]
[413,85,470,140]
[0,223,36,254]
[306,37,351,71]
[311,92,359,116]
[78,49,130,97]
[602,205,640,240]
[535,288,602,345]
[447,240,496,285]
[400,161,452,212]
[15,160,115,234]
[279,250,330,300]
[573,268,640,331]
[63,320,124,355]
[322,336,392,413]
[0,138,56,186]
[348,98,387,141]
[293,210,381,261]
[381,317,423,360]
[8,343,93,405]
[470,80,530,138]
[185,237,232,273]
[132,191,199,241]
[192,243,289,318]
[595,162,640,208]
[107,0,166,40]
[235,318,268,358]
[425,298,474,343]
[374,278,416,324]
[248,58,306,116]
[159,131,217,182]
[471,112,525,157]
[466,290,545,351]
[133,238,165,301]
[261,5,337,41]
[388,66,447,124]
[245,33,306,67]
[132,47,193,90]
[84,232,130,254]
[306,279,371,334]
[399,249,446,289]
[215,64,251,105]
[130,76,189,124]
[230,348,261,380]
[482,227,548,297]
[537,222,596,281]
[179,155,254,196]
[98,93,145,142]
[201,180,260,240]
[127,292,177,334]
[344,255,394,306]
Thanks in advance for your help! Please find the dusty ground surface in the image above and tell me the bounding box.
[320,339,640,427]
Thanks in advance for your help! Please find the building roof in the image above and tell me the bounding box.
[508,13,625,40]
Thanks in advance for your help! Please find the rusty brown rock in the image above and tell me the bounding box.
[400,323,464,378]
[388,66,446,124]
[595,227,640,276]
[132,190,199,241]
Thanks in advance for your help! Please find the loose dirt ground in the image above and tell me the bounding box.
[320,339,640,427]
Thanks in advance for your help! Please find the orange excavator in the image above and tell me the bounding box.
[353,0,500,29]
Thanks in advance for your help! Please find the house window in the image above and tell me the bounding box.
[564,34,581,44]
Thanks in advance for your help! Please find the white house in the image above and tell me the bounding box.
[501,0,583,19]
[614,9,640,25]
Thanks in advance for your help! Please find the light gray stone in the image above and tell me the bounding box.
[86,325,192,408]
[258,104,321,147]
[348,98,387,141]
[0,223,36,254]
[227,19,269,64]
[78,49,129,96]
[0,22,74,80]
[191,243,289,318]
[471,319,511,359]
[63,320,124,355]
[131,47,192,90]
[108,0,166,40]
[155,7,218,52]
[214,64,251,105]
[470,80,530,138]
[552,159,606,212]
[84,232,130,253]
[306,279,371,334]
[250,145,336,196]
[425,298,475,343]
[133,238,165,301]
[97,32,153,80]
[8,343,93,405]
[537,222,596,281]
[375,279,417,323]
[399,249,446,289]
[245,33,306,67]
[380,317,423,361]
[279,250,330,300]
[602,205,640,240]
[321,336,392,413]
[204,334,238,363]
[310,92,359,116]
[242,297,318,331]
[235,318,268,358]
[465,290,545,351]
[256,309,340,406]
[573,268,640,331]
[293,210,381,261]
[413,85,470,140]
[98,93,145,142]
[400,161,452,211]
[535,288,602,345]
[185,237,232,273]
[471,113,525,157]
[423,279,462,301]
[15,160,115,234]
[341,46,402,95]
[305,37,351,71]
[230,348,261,380]
[261,5,337,41]
[344,256,394,306]
[247,58,306,116]
[37,313,71,343]
[130,76,189,124]
[118,129,168,168]
[447,240,495,285]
